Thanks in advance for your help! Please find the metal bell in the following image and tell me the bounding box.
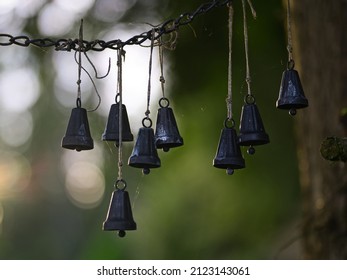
[62,107,94,151]
[103,183,137,238]
[239,101,270,155]
[213,122,245,175]
[276,64,308,116]
[102,103,133,143]
[128,120,161,175]
[155,98,183,152]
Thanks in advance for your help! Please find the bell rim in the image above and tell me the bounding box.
[62,136,94,150]
[128,162,161,168]
[102,221,137,231]
[155,139,184,149]
[213,158,245,170]
[101,133,134,142]
[276,100,308,109]
[238,133,270,146]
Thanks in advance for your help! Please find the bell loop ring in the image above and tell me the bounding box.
[115,93,120,104]
[244,94,255,105]
[224,118,235,129]
[287,59,295,70]
[142,117,152,128]
[76,97,82,108]
[115,179,127,190]
[159,97,170,108]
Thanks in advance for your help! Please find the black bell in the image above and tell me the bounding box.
[128,122,161,175]
[103,187,137,238]
[155,98,183,152]
[213,124,245,175]
[62,107,94,151]
[102,103,133,144]
[276,65,308,116]
[239,102,270,155]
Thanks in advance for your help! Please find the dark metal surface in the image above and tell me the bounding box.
[154,105,184,152]
[128,127,161,175]
[103,188,137,238]
[61,107,94,151]
[102,103,134,143]
[213,126,245,175]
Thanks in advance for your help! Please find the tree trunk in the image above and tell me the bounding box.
[291,0,347,259]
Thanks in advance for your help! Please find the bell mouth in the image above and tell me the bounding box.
[155,140,184,151]
[102,220,137,231]
[238,133,270,146]
[128,162,161,169]
[61,136,94,151]
[276,100,308,109]
[213,158,246,170]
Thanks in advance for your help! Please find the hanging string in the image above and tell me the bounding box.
[286,0,294,64]
[158,39,166,98]
[226,2,233,122]
[117,48,124,181]
[76,19,83,107]
[145,29,156,120]
[74,19,111,111]
[242,0,256,100]
[73,51,103,112]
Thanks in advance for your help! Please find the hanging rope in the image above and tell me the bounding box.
[242,0,256,100]
[226,2,234,122]
[117,48,124,181]
[145,29,156,121]
[74,19,111,111]
[286,0,294,64]
[76,19,83,107]
[158,39,166,98]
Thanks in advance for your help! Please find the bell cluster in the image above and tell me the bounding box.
[212,63,308,176]
[61,97,184,174]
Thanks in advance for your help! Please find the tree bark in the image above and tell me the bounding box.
[291,0,347,259]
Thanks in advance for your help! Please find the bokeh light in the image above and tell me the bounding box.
[0,111,33,147]
[0,68,40,113]
[93,0,137,22]
[61,144,105,209]
[95,25,163,128]
[0,151,31,198]
[65,161,105,209]
[0,202,3,234]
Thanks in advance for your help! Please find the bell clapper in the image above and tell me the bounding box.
[226,168,234,175]
[247,146,255,155]
[289,108,297,116]
[118,230,126,238]
[142,168,150,175]
[163,147,170,152]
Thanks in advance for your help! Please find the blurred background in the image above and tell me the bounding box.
[0,0,301,259]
